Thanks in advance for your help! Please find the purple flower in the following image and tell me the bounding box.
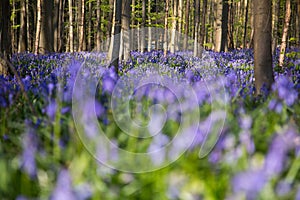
[46,100,57,121]
[276,180,292,196]
[148,133,169,166]
[232,170,267,200]
[51,169,76,200]
[20,126,37,179]
[264,128,297,177]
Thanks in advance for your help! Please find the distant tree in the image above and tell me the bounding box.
[253,0,274,95]
[34,0,42,54]
[40,0,54,54]
[214,0,222,52]
[78,0,85,52]
[96,0,101,51]
[193,0,200,56]
[121,0,131,61]
[199,0,207,57]
[297,0,300,47]
[220,0,229,52]
[18,0,27,53]
[110,0,122,74]
[164,0,169,56]
[278,0,291,67]
[0,0,12,75]
[183,0,190,50]
[68,0,74,52]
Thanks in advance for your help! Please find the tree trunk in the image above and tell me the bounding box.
[164,0,169,56]
[78,0,85,52]
[297,0,300,47]
[183,0,190,50]
[278,0,291,67]
[147,0,152,52]
[199,0,207,56]
[272,0,280,54]
[193,0,200,56]
[122,0,131,61]
[110,0,122,75]
[34,0,42,54]
[68,0,74,52]
[253,0,274,95]
[170,0,178,53]
[141,0,146,52]
[243,0,249,48]
[0,0,12,75]
[214,0,222,52]
[40,0,54,54]
[18,0,27,53]
[220,0,229,52]
[96,0,101,51]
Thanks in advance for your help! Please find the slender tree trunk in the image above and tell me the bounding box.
[253,0,274,95]
[0,0,12,75]
[122,0,131,61]
[131,0,136,50]
[35,0,42,54]
[141,0,146,52]
[164,0,169,56]
[68,0,74,52]
[193,0,200,56]
[220,0,229,52]
[243,0,249,48]
[18,0,27,53]
[78,0,85,52]
[96,0,101,51]
[147,0,152,52]
[110,0,122,75]
[214,0,222,52]
[272,0,280,54]
[183,0,190,50]
[176,0,183,50]
[199,0,207,56]
[170,0,178,53]
[228,2,235,49]
[279,0,291,67]
[297,0,300,47]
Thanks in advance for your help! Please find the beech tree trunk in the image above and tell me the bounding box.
[78,0,85,52]
[278,0,291,67]
[183,0,190,50]
[122,0,131,61]
[68,0,74,52]
[253,0,274,95]
[170,0,178,53]
[110,0,122,74]
[18,0,27,53]
[40,0,54,54]
[199,0,207,56]
[243,0,249,48]
[0,0,12,75]
[34,0,42,54]
[193,0,200,56]
[96,0,101,51]
[164,0,169,56]
[214,0,222,52]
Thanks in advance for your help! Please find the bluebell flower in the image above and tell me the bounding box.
[232,170,267,200]
[20,125,37,179]
[51,169,76,200]
[276,180,292,196]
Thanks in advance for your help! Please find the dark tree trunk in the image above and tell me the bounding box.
[0,0,12,75]
[40,0,54,54]
[253,0,274,95]
[199,0,207,56]
[110,0,122,75]
[220,0,229,52]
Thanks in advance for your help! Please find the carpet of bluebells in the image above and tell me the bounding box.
[0,48,300,200]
